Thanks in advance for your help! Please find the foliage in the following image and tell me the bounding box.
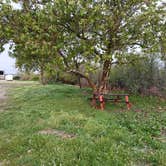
[76,55,166,95]
[13,75,21,80]
[0,1,13,52]
[9,4,61,84]
[0,83,165,165]
[110,55,166,95]
[1,0,165,91]
[52,0,165,92]
[18,72,40,81]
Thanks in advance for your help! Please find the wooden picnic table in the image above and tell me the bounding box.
[90,93,132,110]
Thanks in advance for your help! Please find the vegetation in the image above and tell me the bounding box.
[0,84,165,165]
[110,54,166,95]
[0,1,12,52]
[0,1,166,165]
[0,0,166,93]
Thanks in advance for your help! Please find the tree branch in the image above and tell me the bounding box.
[58,49,69,68]
[67,70,96,90]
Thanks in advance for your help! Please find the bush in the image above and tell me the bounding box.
[19,72,40,81]
[44,70,78,85]
[31,75,40,81]
[13,75,21,80]
[109,56,166,96]
[57,72,78,85]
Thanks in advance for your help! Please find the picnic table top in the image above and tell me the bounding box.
[104,94,129,96]
[89,93,130,99]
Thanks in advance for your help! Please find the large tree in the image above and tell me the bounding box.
[7,0,60,84]
[52,0,163,93]
[3,0,165,91]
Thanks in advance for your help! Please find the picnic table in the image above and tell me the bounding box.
[90,93,132,110]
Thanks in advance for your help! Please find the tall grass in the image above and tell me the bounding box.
[0,84,165,165]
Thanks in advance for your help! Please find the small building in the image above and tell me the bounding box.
[0,44,18,79]
[0,70,14,81]
[5,74,13,81]
[0,70,5,80]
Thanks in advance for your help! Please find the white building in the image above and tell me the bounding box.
[0,44,18,78]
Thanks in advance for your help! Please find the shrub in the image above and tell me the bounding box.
[13,75,21,80]
[19,72,40,81]
[109,56,166,96]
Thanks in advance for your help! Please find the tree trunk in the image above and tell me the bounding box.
[98,60,111,94]
[40,65,46,85]
[78,76,82,88]
[68,59,111,95]
[75,61,82,88]
[68,67,111,108]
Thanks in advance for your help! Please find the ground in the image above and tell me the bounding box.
[0,83,7,112]
[0,81,166,166]
[0,81,38,112]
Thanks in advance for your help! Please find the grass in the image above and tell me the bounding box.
[0,83,166,166]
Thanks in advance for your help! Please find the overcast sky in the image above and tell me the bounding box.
[0,44,18,74]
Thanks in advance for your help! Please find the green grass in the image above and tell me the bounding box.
[0,84,166,166]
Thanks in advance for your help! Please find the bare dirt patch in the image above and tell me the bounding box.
[0,83,7,99]
[0,84,8,112]
[0,160,10,166]
[38,129,76,139]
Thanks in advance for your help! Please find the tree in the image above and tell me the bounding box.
[8,1,61,84]
[53,0,162,94]
[4,0,164,92]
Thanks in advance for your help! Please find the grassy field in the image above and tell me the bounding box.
[0,83,166,166]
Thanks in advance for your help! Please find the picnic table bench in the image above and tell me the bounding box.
[90,93,132,110]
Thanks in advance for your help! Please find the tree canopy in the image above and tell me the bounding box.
[1,0,165,91]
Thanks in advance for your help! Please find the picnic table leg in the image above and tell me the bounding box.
[99,95,105,110]
[125,95,131,110]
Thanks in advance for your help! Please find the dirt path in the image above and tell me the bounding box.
[0,80,39,112]
[0,84,7,99]
[0,83,8,112]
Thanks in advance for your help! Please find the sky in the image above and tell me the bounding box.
[0,44,18,74]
